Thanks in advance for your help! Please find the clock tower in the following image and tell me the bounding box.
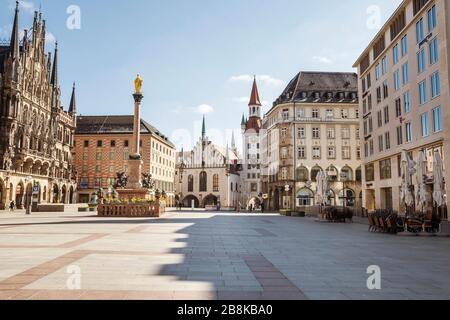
[241,76,263,210]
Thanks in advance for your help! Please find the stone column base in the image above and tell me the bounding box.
[127,158,143,189]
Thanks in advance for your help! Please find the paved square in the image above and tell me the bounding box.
[1,209,450,300]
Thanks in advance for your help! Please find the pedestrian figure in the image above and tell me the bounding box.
[261,203,265,213]
[249,204,253,213]
[9,200,15,212]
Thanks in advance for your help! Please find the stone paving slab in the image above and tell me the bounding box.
[1,210,450,300]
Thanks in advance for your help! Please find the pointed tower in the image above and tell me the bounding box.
[248,76,262,118]
[9,1,20,60]
[69,83,77,115]
[51,42,59,87]
[231,131,237,155]
[241,113,246,133]
[201,115,206,167]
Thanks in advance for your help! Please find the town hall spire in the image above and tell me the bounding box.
[10,1,20,59]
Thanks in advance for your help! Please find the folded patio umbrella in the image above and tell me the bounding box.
[416,151,428,212]
[433,151,445,208]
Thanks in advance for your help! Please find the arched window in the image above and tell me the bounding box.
[297,188,315,207]
[213,174,219,192]
[326,166,339,182]
[188,175,194,192]
[199,171,207,192]
[296,166,309,182]
[341,166,354,181]
[339,188,356,207]
[311,166,322,182]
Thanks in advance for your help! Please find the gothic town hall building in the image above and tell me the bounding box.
[0,4,77,209]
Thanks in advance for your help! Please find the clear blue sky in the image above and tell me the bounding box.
[0,0,402,150]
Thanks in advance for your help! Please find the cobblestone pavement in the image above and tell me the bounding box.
[1,209,450,300]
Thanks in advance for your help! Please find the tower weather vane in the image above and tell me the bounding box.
[134,74,143,94]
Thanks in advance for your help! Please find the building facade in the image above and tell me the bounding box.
[353,0,449,215]
[261,72,362,212]
[0,5,77,210]
[74,116,176,206]
[176,117,242,209]
[240,77,263,209]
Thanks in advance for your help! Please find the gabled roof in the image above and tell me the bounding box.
[76,115,175,148]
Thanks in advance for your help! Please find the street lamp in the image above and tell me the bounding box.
[340,172,347,209]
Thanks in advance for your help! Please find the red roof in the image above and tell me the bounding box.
[248,77,262,106]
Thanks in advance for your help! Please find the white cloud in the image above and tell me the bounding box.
[229,74,285,87]
[233,97,249,103]
[191,104,214,114]
[45,32,56,45]
[19,1,37,14]
[313,56,333,65]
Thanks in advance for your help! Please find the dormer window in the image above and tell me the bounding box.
[314,92,320,99]
[301,92,307,99]
[339,92,345,99]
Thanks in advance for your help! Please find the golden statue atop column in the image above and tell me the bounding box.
[134,74,143,94]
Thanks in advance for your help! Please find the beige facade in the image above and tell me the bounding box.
[354,0,449,217]
[74,116,176,206]
[175,117,242,209]
[0,7,77,210]
[262,72,362,212]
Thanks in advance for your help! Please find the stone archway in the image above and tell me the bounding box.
[52,184,59,203]
[0,178,5,210]
[15,182,24,209]
[203,194,218,207]
[183,195,200,208]
[69,186,74,204]
[273,188,280,211]
[61,185,67,204]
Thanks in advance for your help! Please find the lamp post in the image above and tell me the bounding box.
[341,172,347,209]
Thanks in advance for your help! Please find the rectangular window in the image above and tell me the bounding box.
[395,98,402,118]
[328,147,336,159]
[404,91,411,113]
[421,112,429,137]
[419,80,427,104]
[124,140,129,148]
[341,109,349,119]
[394,70,401,90]
[96,152,102,160]
[366,164,375,182]
[428,5,436,32]
[312,128,320,139]
[110,140,116,147]
[341,127,350,139]
[83,140,89,148]
[429,37,439,64]
[417,48,426,73]
[405,122,413,143]
[312,147,321,159]
[109,152,116,160]
[298,127,306,139]
[282,109,289,121]
[378,135,384,152]
[385,132,391,150]
[433,106,442,132]
[380,159,392,180]
[375,64,380,80]
[342,146,351,160]
[384,105,390,124]
[393,44,399,65]
[381,56,387,75]
[377,110,383,128]
[383,80,389,99]
[402,62,409,85]
[416,18,424,43]
[431,72,440,98]
[312,109,320,119]
[297,108,305,119]
[401,35,408,56]
[97,140,103,148]
[397,126,403,145]
[327,128,335,139]
[298,147,306,159]
[376,87,382,104]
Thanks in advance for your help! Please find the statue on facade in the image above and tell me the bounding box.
[114,172,128,189]
[2,148,13,171]
[142,172,155,189]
